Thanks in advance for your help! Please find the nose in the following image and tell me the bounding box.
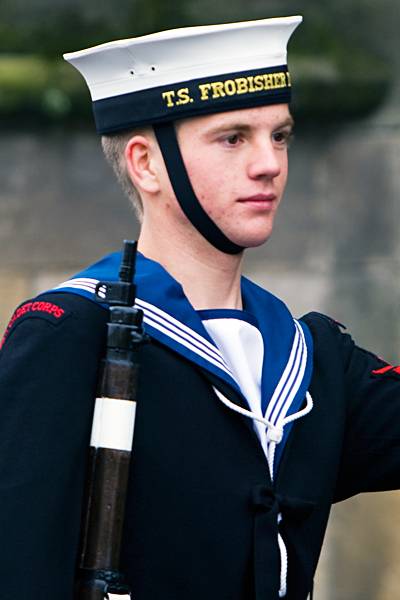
[247,139,282,181]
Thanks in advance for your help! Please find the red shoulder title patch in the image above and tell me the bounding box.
[372,365,400,377]
[0,301,67,350]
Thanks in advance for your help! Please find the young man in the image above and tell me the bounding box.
[1,16,400,600]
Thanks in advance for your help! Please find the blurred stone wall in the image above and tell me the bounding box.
[0,130,138,315]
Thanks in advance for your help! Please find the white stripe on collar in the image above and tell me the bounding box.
[54,277,98,294]
[54,277,234,379]
[265,320,307,427]
[135,298,230,370]
[141,313,233,377]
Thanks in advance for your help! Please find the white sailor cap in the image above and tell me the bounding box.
[64,16,302,134]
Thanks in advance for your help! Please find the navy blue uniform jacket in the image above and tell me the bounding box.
[1,291,400,599]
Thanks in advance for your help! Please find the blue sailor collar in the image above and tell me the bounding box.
[50,250,313,470]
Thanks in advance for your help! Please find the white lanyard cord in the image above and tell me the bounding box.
[267,392,314,479]
[212,387,314,598]
[213,387,284,442]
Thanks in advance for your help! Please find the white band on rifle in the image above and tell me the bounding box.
[90,397,137,451]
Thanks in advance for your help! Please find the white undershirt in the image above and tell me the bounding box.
[202,314,309,599]
[201,316,268,452]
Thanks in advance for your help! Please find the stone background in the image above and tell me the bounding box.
[1,1,400,598]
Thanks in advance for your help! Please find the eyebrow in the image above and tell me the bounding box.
[276,116,295,129]
[204,116,295,137]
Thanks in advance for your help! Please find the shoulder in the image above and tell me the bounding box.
[0,291,109,405]
[300,311,350,358]
[300,311,389,383]
[300,311,346,334]
[0,291,108,353]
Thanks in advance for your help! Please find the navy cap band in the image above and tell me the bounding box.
[94,65,291,134]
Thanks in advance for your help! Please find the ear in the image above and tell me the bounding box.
[125,135,161,194]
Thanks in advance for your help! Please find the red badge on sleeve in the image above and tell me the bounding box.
[0,300,68,350]
[372,365,400,377]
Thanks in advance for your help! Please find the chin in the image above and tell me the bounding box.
[243,236,272,249]
[229,227,274,249]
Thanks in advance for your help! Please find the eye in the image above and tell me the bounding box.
[272,129,293,148]
[223,133,241,146]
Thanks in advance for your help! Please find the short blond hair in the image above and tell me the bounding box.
[101,130,145,220]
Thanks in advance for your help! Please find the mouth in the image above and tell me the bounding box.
[237,193,277,207]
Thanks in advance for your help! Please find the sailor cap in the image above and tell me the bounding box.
[64,16,302,134]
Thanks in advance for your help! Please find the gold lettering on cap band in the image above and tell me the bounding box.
[162,90,176,107]
[161,70,290,108]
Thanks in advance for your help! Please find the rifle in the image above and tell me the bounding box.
[75,240,147,600]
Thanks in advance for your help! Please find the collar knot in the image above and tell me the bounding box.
[251,484,278,513]
[251,485,316,520]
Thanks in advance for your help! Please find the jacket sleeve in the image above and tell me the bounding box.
[303,312,400,503]
[0,293,107,600]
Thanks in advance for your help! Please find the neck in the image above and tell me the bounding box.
[138,221,244,310]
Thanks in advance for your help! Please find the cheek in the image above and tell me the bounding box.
[191,169,235,218]
[184,158,220,197]
[274,154,288,196]
[281,154,289,182]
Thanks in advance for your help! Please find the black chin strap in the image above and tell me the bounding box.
[153,122,244,255]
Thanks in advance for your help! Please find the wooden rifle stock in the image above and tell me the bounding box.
[75,241,147,600]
